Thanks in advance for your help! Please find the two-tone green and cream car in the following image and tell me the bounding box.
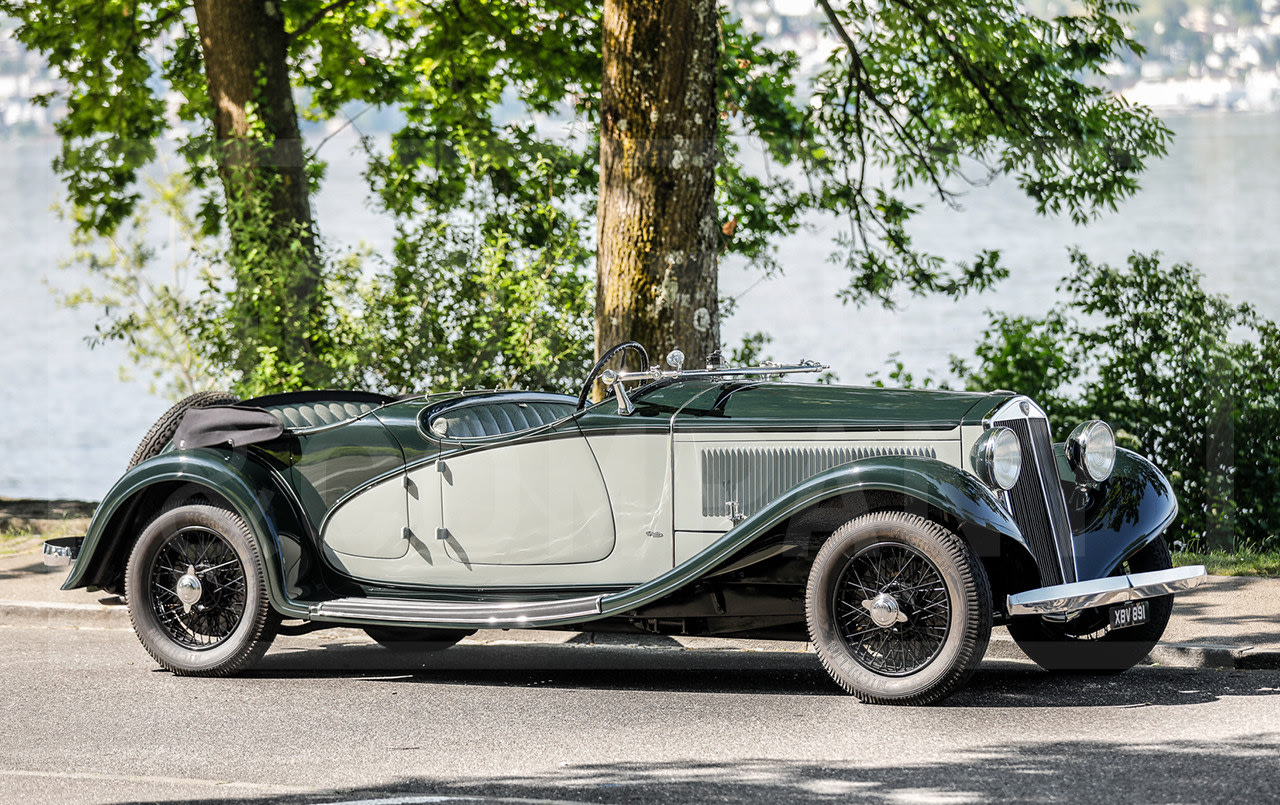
[44,342,1206,704]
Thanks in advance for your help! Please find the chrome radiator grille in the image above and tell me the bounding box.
[701,445,937,518]
[1004,417,1076,585]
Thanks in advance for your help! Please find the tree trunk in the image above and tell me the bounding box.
[192,0,322,381]
[597,0,721,369]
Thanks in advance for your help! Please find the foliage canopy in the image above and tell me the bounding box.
[3,0,1169,395]
[953,251,1280,552]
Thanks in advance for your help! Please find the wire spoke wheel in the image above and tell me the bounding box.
[147,526,247,650]
[807,512,991,705]
[833,542,951,677]
[126,502,277,676]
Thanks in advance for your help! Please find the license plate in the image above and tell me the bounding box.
[1108,600,1150,630]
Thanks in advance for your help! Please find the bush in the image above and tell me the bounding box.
[954,250,1280,552]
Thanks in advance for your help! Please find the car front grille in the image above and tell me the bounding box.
[1004,417,1076,586]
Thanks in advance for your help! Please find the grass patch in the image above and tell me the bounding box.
[1174,550,1280,578]
[0,528,44,557]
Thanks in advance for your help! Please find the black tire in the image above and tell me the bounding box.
[125,502,278,676]
[1007,538,1174,673]
[807,512,992,705]
[363,626,472,652]
[128,390,239,469]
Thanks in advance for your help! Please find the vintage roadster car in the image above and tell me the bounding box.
[46,342,1205,704]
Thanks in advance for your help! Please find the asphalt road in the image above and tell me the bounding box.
[3,624,1280,805]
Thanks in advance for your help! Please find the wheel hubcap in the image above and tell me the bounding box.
[175,565,203,613]
[863,593,909,628]
[834,541,952,676]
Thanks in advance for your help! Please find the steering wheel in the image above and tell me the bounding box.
[577,341,651,409]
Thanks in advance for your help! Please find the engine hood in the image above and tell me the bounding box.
[671,381,1012,431]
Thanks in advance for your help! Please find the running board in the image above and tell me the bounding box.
[309,594,605,628]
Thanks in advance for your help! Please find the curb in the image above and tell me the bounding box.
[4,598,1278,670]
[1150,642,1280,671]
[0,600,129,629]
[985,631,1280,671]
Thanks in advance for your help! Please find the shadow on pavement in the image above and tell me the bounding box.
[247,639,1280,707]
[106,734,1280,805]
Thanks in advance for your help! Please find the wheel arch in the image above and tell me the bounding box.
[63,450,311,618]
[601,455,1039,617]
[770,484,1041,605]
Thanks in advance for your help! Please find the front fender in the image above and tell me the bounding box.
[603,454,1024,615]
[1064,446,1179,581]
[63,448,311,618]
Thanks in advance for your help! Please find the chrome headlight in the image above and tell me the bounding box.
[1067,420,1116,483]
[971,427,1022,491]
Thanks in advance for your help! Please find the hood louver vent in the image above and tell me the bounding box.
[700,445,937,519]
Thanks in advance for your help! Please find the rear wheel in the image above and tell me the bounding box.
[125,503,278,676]
[807,512,992,705]
[128,390,238,468]
[363,627,471,652]
[1007,538,1174,673]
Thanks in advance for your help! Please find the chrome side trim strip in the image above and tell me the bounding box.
[310,594,604,628]
[1006,565,1207,616]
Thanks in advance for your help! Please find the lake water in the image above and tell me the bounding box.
[2,113,1277,501]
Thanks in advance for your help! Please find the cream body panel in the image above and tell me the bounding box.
[441,436,615,565]
[583,431,674,577]
[322,472,410,560]
[672,429,963,533]
[674,530,721,565]
[324,431,677,588]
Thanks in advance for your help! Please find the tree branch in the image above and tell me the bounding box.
[288,0,357,44]
[816,0,954,205]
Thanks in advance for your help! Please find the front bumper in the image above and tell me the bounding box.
[42,536,84,567]
[1006,565,1207,617]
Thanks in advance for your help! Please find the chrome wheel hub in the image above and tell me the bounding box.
[837,541,952,677]
[862,592,909,628]
[175,564,203,613]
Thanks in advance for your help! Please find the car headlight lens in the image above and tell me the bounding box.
[1067,420,1116,483]
[971,427,1022,491]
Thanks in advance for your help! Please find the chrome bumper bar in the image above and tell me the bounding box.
[1006,565,1207,617]
[42,536,84,567]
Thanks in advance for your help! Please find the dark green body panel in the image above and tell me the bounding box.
[1060,447,1179,581]
[712,383,1003,430]
[63,448,314,618]
[287,413,405,529]
[580,380,1010,433]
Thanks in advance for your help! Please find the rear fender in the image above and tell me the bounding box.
[63,449,312,618]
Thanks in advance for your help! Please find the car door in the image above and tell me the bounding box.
[415,395,616,568]
[437,423,615,566]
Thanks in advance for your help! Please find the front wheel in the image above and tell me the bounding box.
[807,512,992,705]
[1007,538,1174,673]
[125,503,278,676]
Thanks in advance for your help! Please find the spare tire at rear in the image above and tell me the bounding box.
[128,390,238,469]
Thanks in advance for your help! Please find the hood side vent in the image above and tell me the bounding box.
[701,445,937,519]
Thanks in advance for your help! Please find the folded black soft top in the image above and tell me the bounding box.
[172,405,285,451]
[172,390,397,451]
